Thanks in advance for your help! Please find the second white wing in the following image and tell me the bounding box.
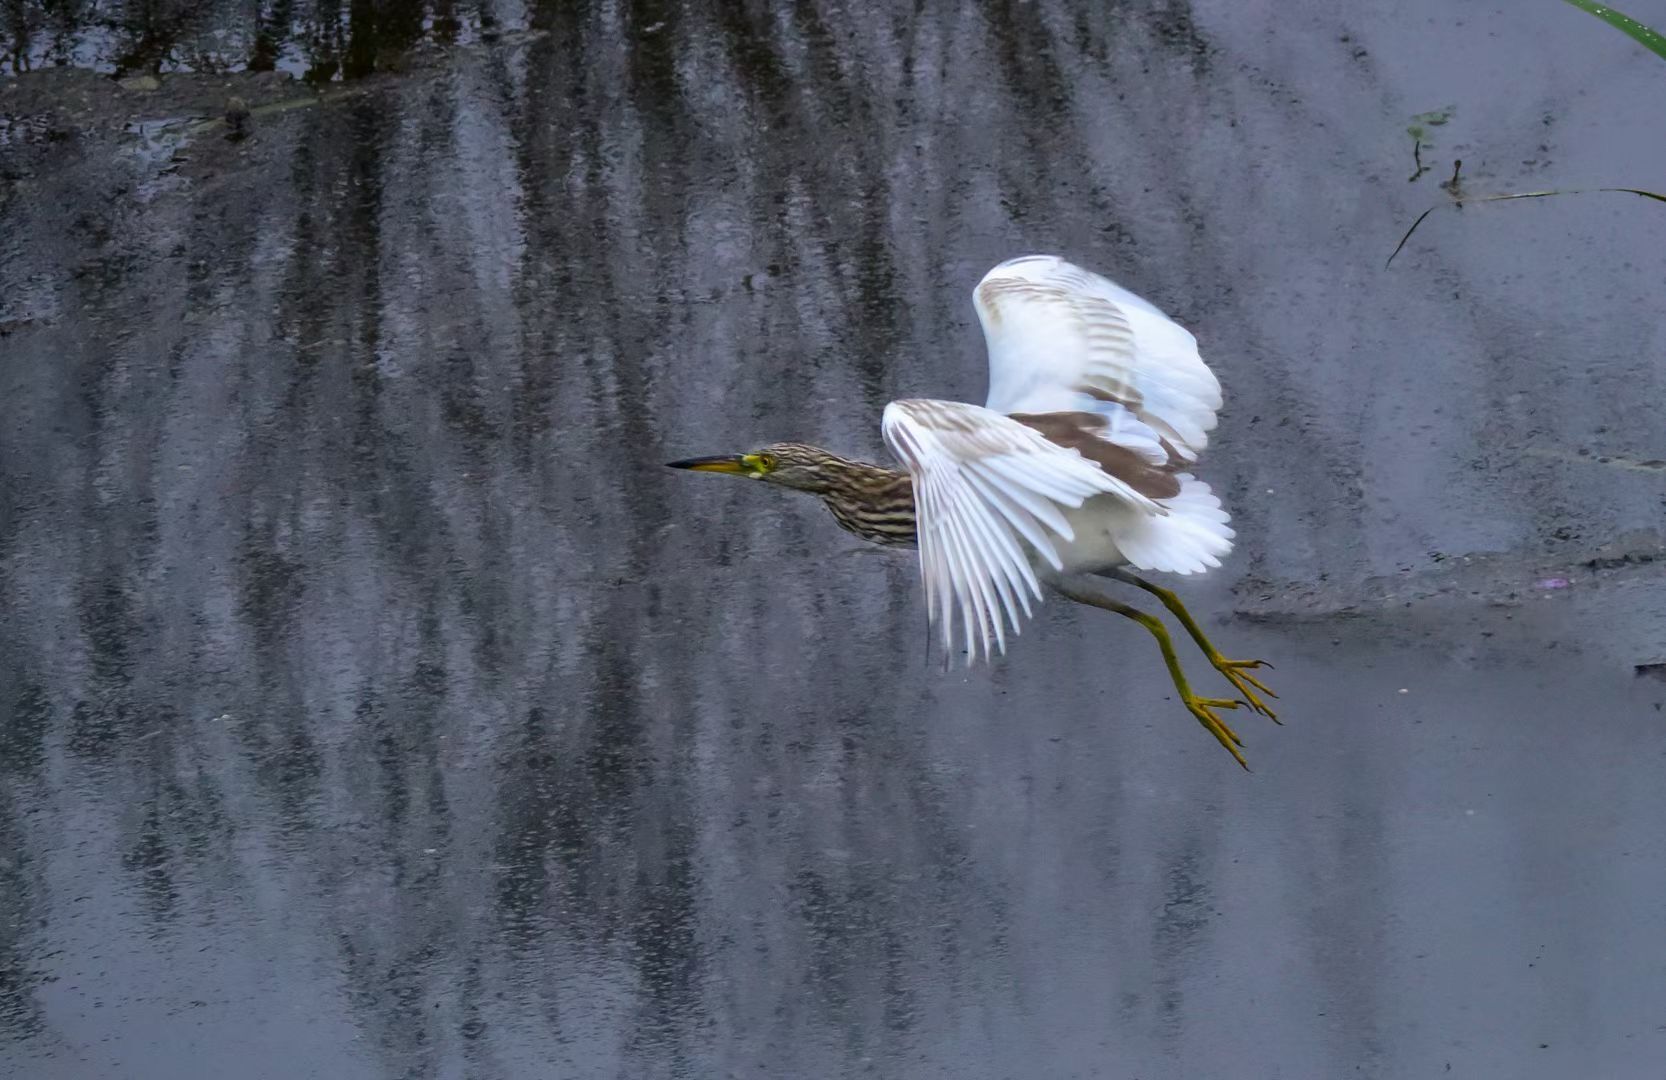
[974,254,1223,464]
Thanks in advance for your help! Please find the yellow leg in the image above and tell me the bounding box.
[1049,578,1249,769]
[1109,569,1280,723]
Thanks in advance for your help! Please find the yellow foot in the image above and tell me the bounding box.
[1185,694,1248,769]
[1211,657,1279,723]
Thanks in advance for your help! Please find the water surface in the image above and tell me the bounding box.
[4,2,1666,1077]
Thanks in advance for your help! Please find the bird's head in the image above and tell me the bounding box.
[667,441,842,493]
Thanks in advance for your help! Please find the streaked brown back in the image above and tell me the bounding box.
[1008,411,1184,500]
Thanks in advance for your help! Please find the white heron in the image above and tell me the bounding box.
[671,254,1277,767]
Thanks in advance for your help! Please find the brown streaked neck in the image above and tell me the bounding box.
[814,458,916,547]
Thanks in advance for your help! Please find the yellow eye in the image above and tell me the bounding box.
[758,454,778,470]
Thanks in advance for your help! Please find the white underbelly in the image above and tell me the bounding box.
[1046,496,1140,573]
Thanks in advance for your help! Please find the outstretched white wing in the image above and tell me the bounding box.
[881,398,1164,663]
[974,254,1222,464]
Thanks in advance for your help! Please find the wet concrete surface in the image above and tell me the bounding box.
[5,2,1666,1077]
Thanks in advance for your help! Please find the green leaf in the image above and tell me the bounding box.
[1561,0,1666,62]
[1385,187,1666,267]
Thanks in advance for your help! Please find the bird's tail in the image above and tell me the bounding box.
[1112,475,1235,575]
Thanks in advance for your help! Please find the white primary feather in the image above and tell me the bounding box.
[881,398,1164,663]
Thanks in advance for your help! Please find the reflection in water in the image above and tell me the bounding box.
[2,0,469,79]
[5,0,1666,1077]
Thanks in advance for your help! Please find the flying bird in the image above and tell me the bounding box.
[669,255,1276,767]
